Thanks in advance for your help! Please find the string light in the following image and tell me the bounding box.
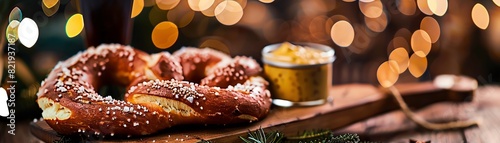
[9,7,22,22]
[408,53,428,78]
[131,0,144,18]
[42,0,60,17]
[151,21,178,49]
[377,60,400,88]
[397,0,416,16]
[156,0,180,10]
[411,30,431,57]
[6,20,20,44]
[427,0,448,16]
[330,20,354,47]
[18,18,39,48]
[259,0,274,3]
[472,3,489,30]
[214,0,244,26]
[389,48,410,74]
[42,0,59,9]
[417,0,433,15]
[420,16,441,43]
[359,0,383,18]
[65,13,84,38]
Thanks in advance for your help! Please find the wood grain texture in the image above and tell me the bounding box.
[26,82,473,142]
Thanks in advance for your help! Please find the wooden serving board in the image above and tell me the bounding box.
[30,80,474,142]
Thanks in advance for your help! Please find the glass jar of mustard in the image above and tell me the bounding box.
[262,42,335,107]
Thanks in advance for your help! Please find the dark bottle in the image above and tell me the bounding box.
[78,0,133,47]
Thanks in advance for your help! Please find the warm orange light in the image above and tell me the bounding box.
[201,0,223,17]
[42,0,60,17]
[198,0,215,11]
[417,0,433,15]
[214,1,244,25]
[420,16,441,43]
[427,0,448,16]
[259,0,274,3]
[156,0,180,10]
[43,0,59,9]
[131,0,144,18]
[411,30,431,57]
[398,0,416,16]
[364,11,388,32]
[408,53,428,78]
[359,0,383,18]
[151,21,179,49]
[377,60,400,88]
[494,0,500,7]
[330,20,355,47]
[66,13,84,38]
[472,3,489,30]
[167,0,195,28]
[389,48,410,74]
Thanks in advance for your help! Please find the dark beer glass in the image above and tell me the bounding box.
[78,0,133,47]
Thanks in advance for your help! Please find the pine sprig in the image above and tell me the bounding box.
[238,128,379,143]
[240,127,285,143]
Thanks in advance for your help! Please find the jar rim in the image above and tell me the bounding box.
[261,42,336,68]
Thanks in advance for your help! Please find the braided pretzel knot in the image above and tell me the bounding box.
[36,44,271,137]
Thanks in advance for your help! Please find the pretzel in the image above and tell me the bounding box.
[36,44,271,137]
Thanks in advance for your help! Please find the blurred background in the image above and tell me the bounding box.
[1,0,500,120]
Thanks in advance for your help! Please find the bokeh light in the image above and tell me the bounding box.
[6,20,20,44]
[214,0,244,26]
[359,0,383,18]
[427,0,448,16]
[417,0,433,15]
[494,0,500,7]
[151,21,179,49]
[131,0,144,18]
[472,3,489,30]
[188,0,203,11]
[42,0,60,17]
[411,30,431,57]
[377,60,400,88]
[167,0,195,28]
[330,20,355,47]
[42,0,59,9]
[420,16,441,43]
[156,0,180,10]
[408,53,428,78]
[397,0,416,16]
[201,0,223,17]
[259,0,274,3]
[18,18,39,48]
[198,0,215,11]
[389,47,410,74]
[9,7,22,22]
[65,13,84,38]
[364,11,388,32]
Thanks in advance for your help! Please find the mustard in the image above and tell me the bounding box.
[262,42,335,106]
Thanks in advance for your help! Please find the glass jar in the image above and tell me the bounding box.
[262,42,335,107]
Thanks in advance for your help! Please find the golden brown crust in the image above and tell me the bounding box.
[36,44,271,137]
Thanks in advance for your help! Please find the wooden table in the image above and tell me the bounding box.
[337,86,500,143]
[2,85,500,143]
